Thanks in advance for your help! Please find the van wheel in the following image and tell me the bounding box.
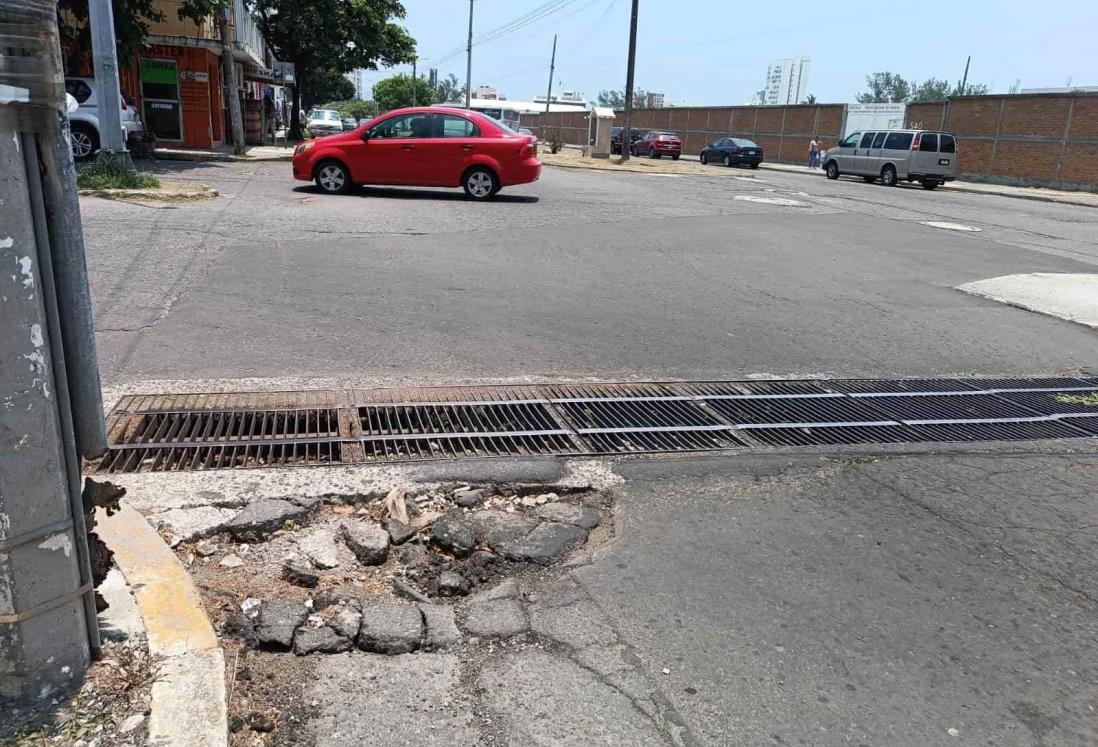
[314,161,352,194]
[863,176,876,183]
[462,166,499,200]
[825,161,839,180]
[70,123,99,161]
[921,180,939,190]
[880,164,897,187]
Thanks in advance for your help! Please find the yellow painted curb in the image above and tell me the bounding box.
[98,503,227,746]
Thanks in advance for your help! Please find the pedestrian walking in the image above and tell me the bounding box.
[808,138,819,168]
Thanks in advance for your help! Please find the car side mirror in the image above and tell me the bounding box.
[360,130,371,142]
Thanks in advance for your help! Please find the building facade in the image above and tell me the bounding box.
[347,70,370,101]
[763,57,810,105]
[645,92,665,108]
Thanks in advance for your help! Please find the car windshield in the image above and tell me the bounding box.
[312,110,339,121]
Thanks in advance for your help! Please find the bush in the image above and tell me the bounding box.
[76,158,160,190]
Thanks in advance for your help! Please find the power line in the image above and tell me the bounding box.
[432,0,584,67]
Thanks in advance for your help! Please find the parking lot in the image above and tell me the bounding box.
[83,158,1098,390]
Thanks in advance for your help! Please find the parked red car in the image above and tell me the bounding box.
[632,131,682,159]
[292,106,541,199]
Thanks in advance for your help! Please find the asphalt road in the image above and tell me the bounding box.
[81,160,1098,388]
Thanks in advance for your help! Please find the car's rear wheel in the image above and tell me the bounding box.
[825,160,839,180]
[462,166,499,200]
[750,163,760,169]
[723,155,732,167]
[70,123,98,161]
[880,164,897,187]
[314,161,352,194]
[863,176,876,183]
[672,154,680,160]
[700,152,708,165]
[921,179,939,190]
[649,149,658,159]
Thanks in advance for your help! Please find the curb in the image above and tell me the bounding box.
[78,184,219,201]
[542,160,752,178]
[153,150,293,163]
[98,503,227,747]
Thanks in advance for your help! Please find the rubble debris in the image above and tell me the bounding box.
[313,586,370,611]
[492,522,589,565]
[431,512,477,557]
[392,579,432,604]
[418,604,461,649]
[282,560,320,588]
[384,519,416,545]
[469,577,520,603]
[294,625,352,655]
[223,613,258,648]
[384,487,410,524]
[297,527,341,569]
[357,603,424,655]
[534,503,601,530]
[341,521,390,565]
[468,510,538,546]
[219,554,244,568]
[255,599,309,650]
[248,712,276,733]
[437,571,472,597]
[195,539,218,557]
[224,499,310,542]
[462,597,528,639]
[453,487,488,508]
[329,607,363,639]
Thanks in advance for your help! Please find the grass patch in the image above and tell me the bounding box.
[77,158,160,190]
[1054,392,1098,407]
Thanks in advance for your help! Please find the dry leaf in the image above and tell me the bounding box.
[385,487,409,524]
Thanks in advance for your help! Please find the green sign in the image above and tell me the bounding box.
[141,60,177,85]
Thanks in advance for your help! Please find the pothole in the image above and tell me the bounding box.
[734,195,808,207]
[920,220,982,232]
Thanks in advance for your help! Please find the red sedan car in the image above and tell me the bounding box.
[292,106,541,199]
[632,131,682,159]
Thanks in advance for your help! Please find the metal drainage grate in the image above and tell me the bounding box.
[96,377,1098,472]
[358,401,579,461]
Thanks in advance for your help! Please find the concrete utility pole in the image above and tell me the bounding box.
[620,0,640,161]
[412,57,417,106]
[1,0,107,703]
[218,4,246,155]
[465,0,474,108]
[88,0,132,167]
[542,34,557,141]
[959,55,971,96]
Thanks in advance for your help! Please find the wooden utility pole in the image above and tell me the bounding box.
[620,0,639,161]
[218,4,246,155]
[960,56,971,96]
[465,0,474,108]
[542,34,557,140]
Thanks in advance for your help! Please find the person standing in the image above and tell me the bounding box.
[808,138,819,168]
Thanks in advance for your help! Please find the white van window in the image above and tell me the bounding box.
[840,132,861,147]
[872,132,887,148]
[859,132,875,148]
[884,132,914,150]
[940,134,956,153]
[919,133,939,152]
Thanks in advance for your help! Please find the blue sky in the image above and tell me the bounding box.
[362,0,1098,105]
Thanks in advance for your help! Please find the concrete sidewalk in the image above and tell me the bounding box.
[152,144,294,163]
[759,160,1098,208]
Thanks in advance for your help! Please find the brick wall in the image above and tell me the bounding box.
[906,92,1098,191]
[519,104,845,165]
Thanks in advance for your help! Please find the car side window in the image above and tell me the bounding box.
[433,114,479,138]
[883,132,914,150]
[859,132,875,148]
[871,132,887,148]
[370,113,430,139]
[65,79,93,104]
[919,133,938,152]
[840,133,861,147]
[939,134,956,153]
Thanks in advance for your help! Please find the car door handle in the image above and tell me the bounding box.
[461,144,474,151]
[401,145,415,151]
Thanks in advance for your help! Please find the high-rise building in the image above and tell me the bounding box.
[762,57,810,105]
[645,92,665,108]
[346,69,370,100]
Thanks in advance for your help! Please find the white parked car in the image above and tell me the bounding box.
[307,109,344,136]
[65,77,143,160]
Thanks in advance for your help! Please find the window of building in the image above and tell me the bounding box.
[140,59,182,141]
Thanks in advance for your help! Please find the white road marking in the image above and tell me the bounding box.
[921,221,981,232]
[733,195,808,207]
[958,273,1098,328]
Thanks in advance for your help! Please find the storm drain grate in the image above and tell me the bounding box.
[95,377,1098,471]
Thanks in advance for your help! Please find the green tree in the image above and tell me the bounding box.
[953,82,989,97]
[805,93,817,105]
[372,74,434,112]
[596,89,648,110]
[254,0,416,138]
[304,70,355,111]
[58,0,220,69]
[910,78,951,101]
[432,73,466,104]
[856,72,912,103]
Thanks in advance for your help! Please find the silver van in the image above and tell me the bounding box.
[821,129,957,189]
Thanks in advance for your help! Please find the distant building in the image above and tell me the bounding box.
[1019,85,1098,94]
[347,70,370,100]
[645,92,665,108]
[762,57,810,105]
[747,89,766,106]
[843,103,906,138]
[534,90,586,106]
[475,85,501,100]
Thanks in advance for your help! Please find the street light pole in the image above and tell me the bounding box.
[465,0,474,108]
[542,34,557,141]
[88,0,131,167]
[620,0,639,161]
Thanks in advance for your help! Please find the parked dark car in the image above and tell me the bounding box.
[632,131,682,159]
[341,117,358,131]
[700,137,763,168]
[609,126,648,155]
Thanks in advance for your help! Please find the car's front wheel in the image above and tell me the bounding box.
[825,160,839,180]
[921,179,940,190]
[671,154,680,160]
[881,164,897,187]
[700,152,708,164]
[723,155,732,167]
[462,166,499,200]
[314,161,352,195]
[70,123,98,161]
